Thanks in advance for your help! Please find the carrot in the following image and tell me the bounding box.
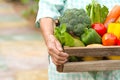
[116,16,120,23]
[104,5,120,28]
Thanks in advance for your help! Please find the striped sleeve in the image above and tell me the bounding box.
[36,0,65,28]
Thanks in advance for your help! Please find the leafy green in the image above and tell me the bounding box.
[86,0,109,24]
[54,24,74,47]
[54,24,85,47]
[100,5,109,23]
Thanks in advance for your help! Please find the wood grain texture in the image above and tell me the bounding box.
[63,60,120,72]
[64,46,120,57]
[57,65,64,72]
[57,46,120,72]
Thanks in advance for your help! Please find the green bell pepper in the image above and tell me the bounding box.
[81,28,102,45]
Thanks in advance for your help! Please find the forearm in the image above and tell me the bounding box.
[37,0,68,65]
[40,17,55,44]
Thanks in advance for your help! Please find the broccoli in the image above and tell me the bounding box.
[59,8,91,37]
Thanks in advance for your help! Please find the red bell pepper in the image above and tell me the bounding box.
[92,23,107,37]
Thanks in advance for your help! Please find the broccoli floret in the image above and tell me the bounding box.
[65,23,73,33]
[59,8,91,37]
[82,15,91,28]
[73,24,87,36]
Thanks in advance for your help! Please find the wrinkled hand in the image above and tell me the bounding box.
[46,35,69,65]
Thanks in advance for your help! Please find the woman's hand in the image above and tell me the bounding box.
[46,35,69,65]
[40,18,68,65]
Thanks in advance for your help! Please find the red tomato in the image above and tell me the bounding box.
[117,39,120,45]
[102,33,118,46]
[92,23,107,37]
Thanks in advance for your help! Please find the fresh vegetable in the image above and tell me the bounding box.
[86,44,103,47]
[82,56,103,61]
[107,23,120,39]
[108,56,120,60]
[81,28,102,45]
[92,23,107,37]
[104,5,120,28]
[116,16,120,23]
[102,33,118,46]
[59,8,91,37]
[68,56,79,62]
[86,0,108,24]
[117,39,120,45]
[69,56,85,62]
[54,24,85,47]
[54,24,85,62]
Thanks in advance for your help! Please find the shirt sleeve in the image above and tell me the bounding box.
[36,0,65,28]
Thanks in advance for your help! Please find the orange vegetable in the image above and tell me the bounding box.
[104,5,120,28]
[116,16,120,22]
[102,33,118,46]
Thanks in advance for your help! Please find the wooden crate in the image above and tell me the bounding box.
[57,46,120,72]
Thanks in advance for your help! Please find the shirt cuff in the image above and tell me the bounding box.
[35,15,59,28]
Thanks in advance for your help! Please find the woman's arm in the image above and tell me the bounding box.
[36,0,68,65]
[40,18,68,65]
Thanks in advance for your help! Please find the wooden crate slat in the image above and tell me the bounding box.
[63,60,120,72]
[64,46,120,57]
[57,65,64,72]
[57,46,120,72]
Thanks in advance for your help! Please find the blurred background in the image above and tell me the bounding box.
[0,0,48,80]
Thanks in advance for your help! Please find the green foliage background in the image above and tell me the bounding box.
[21,0,39,18]
[9,0,39,18]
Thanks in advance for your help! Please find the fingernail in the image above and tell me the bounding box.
[65,59,68,62]
[59,47,63,51]
[65,53,69,57]
[63,52,69,57]
[63,59,68,64]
